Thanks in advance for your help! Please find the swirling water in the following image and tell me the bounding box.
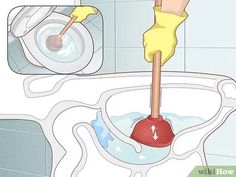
[92,112,205,164]
[37,23,83,63]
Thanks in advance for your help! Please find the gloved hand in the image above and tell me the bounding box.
[143,6,188,65]
[70,6,97,23]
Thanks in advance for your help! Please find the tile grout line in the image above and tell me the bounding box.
[0,167,48,177]
[19,62,31,72]
[0,127,43,136]
[206,153,236,159]
[115,0,117,73]
[184,21,187,72]
[82,14,100,26]
[9,53,21,73]
[87,20,102,31]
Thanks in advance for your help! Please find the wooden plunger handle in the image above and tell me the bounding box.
[151,52,161,118]
[59,16,77,36]
[151,0,162,119]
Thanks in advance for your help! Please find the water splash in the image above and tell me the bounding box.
[91,112,205,164]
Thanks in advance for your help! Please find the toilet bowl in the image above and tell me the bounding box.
[39,72,236,177]
[2,72,236,177]
[10,7,94,74]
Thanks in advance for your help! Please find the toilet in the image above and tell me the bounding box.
[10,7,94,74]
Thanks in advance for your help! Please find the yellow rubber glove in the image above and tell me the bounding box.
[70,6,97,23]
[143,6,188,65]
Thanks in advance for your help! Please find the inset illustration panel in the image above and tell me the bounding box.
[8,6,103,75]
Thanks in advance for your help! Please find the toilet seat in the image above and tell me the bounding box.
[11,7,94,74]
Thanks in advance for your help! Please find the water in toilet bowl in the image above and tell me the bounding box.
[37,23,83,63]
[92,111,205,164]
[91,112,114,148]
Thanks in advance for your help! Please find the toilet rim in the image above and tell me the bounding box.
[21,12,94,74]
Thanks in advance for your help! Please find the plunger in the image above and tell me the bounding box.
[130,52,175,148]
[46,16,77,52]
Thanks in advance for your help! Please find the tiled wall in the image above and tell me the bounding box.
[82,0,236,79]
[185,0,236,79]
[0,120,52,177]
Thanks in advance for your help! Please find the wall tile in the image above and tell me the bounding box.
[83,17,103,51]
[97,48,116,74]
[116,48,151,72]
[186,48,236,79]
[0,169,45,177]
[0,130,47,175]
[8,54,20,73]
[82,2,115,48]
[46,143,53,176]
[186,0,236,47]
[116,48,184,72]
[8,39,30,71]
[20,65,54,75]
[205,155,236,166]
[0,120,43,133]
[116,1,154,48]
[162,48,185,71]
[0,120,52,177]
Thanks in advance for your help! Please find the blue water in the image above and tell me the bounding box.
[91,112,114,148]
[92,112,205,164]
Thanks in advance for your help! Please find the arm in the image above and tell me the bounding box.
[156,0,190,16]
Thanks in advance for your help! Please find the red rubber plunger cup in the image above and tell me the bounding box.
[130,52,175,148]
